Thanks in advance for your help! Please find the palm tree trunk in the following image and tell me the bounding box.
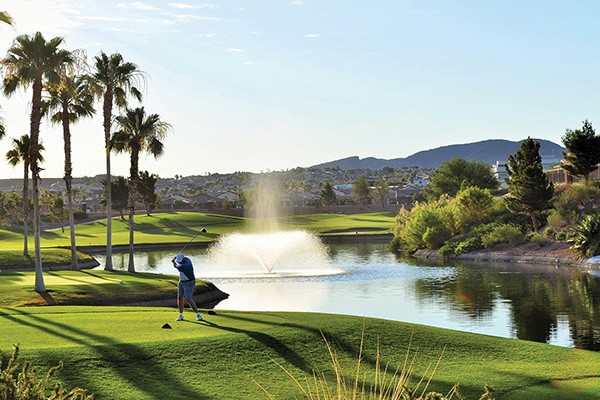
[127,150,139,272]
[63,107,78,270]
[103,89,113,271]
[22,161,29,256]
[30,77,45,292]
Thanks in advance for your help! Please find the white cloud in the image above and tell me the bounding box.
[304,34,320,38]
[169,2,216,10]
[171,14,219,21]
[228,48,243,53]
[243,61,266,65]
[79,16,126,22]
[0,0,81,52]
[105,27,124,32]
[117,2,160,11]
[291,0,304,5]
[159,13,220,24]
[195,33,217,38]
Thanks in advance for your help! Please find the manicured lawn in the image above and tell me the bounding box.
[282,211,396,234]
[0,211,397,250]
[4,212,595,399]
[1,306,599,399]
[0,270,217,307]
[0,249,96,272]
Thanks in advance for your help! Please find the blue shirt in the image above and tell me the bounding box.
[175,257,195,281]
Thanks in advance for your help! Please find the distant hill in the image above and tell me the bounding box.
[310,139,565,170]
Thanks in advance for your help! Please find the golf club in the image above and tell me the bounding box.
[178,228,207,253]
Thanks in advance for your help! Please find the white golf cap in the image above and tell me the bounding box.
[175,253,185,263]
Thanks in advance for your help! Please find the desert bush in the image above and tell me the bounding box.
[73,209,87,221]
[438,241,458,258]
[437,223,502,257]
[452,186,494,233]
[481,224,525,248]
[569,214,600,258]
[423,225,453,250]
[0,344,93,400]
[555,231,567,241]
[551,182,600,227]
[259,333,497,400]
[455,237,482,255]
[393,198,453,253]
[530,233,549,247]
[547,209,569,230]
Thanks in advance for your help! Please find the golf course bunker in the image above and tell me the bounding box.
[203,230,342,278]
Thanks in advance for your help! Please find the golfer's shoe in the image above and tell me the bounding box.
[196,314,203,321]
[176,314,184,321]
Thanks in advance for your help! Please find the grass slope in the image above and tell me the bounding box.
[0,211,396,250]
[0,270,217,307]
[0,249,96,272]
[1,307,599,399]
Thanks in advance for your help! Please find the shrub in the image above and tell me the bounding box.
[555,231,567,241]
[552,182,600,226]
[259,332,497,400]
[543,227,555,238]
[455,237,482,255]
[547,209,570,229]
[389,236,402,253]
[422,225,453,249]
[452,186,494,233]
[569,214,600,258]
[73,209,87,221]
[438,241,458,257]
[481,224,525,248]
[393,199,453,253]
[530,233,549,247]
[0,344,93,400]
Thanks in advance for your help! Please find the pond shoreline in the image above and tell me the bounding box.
[413,241,600,269]
[18,233,600,272]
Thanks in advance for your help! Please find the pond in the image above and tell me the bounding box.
[94,241,600,350]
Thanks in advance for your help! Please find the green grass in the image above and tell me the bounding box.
[0,249,96,272]
[0,270,217,307]
[0,211,396,250]
[1,307,598,399]
[282,211,396,234]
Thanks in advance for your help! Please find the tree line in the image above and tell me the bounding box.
[392,125,600,259]
[0,13,171,292]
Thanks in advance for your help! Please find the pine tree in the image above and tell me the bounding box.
[504,137,554,232]
[318,180,337,212]
[352,176,372,206]
[137,170,159,216]
[561,120,600,180]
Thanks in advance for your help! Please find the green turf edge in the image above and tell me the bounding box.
[1,308,599,400]
[0,249,97,271]
[0,270,222,307]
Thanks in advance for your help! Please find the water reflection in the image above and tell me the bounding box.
[94,243,600,350]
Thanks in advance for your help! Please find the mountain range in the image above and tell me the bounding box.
[310,139,566,170]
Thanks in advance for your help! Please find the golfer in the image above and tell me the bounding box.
[172,252,203,321]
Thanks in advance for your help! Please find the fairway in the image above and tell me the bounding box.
[0,211,396,250]
[1,306,600,399]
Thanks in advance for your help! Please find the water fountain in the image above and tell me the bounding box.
[205,174,338,277]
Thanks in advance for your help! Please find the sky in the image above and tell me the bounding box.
[1,1,600,180]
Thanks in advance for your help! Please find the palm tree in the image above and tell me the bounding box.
[111,107,171,272]
[0,11,13,138]
[92,52,144,271]
[5,135,44,256]
[0,11,13,26]
[1,32,77,292]
[43,74,95,270]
